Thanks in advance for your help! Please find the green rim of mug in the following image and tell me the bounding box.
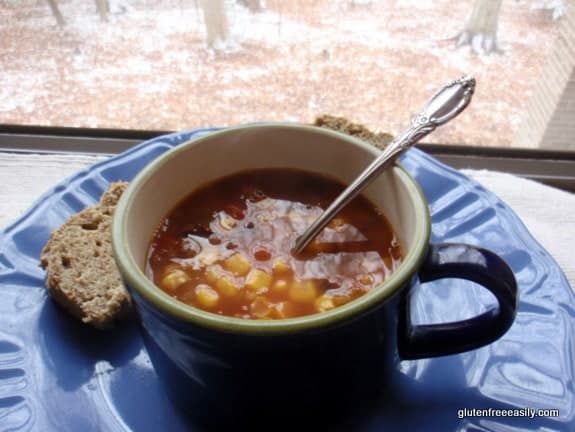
[112,123,431,335]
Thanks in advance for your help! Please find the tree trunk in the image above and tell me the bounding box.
[94,0,109,22]
[46,0,65,26]
[455,0,503,54]
[46,0,112,26]
[199,0,230,49]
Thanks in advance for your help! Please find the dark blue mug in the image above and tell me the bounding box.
[112,124,517,429]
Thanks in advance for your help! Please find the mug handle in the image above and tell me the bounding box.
[398,243,518,360]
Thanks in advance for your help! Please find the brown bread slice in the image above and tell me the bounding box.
[40,182,131,329]
[313,114,394,150]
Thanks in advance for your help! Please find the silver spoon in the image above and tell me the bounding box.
[293,75,476,254]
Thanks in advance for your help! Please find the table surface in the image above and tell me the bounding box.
[0,151,573,291]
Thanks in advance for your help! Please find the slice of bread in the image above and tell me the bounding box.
[314,114,394,150]
[40,182,131,329]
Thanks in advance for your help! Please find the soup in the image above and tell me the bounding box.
[146,169,402,319]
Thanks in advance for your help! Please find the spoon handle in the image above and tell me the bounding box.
[293,76,476,254]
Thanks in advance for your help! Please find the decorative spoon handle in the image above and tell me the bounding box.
[293,75,476,254]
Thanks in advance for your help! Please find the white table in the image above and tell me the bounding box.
[0,152,573,290]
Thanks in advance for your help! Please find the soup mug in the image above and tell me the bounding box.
[112,124,517,428]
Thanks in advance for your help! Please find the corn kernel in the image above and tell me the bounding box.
[332,295,352,306]
[358,274,373,286]
[244,290,257,302]
[161,270,189,292]
[272,302,288,319]
[272,257,291,274]
[219,215,237,230]
[289,279,318,303]
[272,301,298,319]
[195,284,219,309]
[271,279,289,293]
[314,295,335,312]
[162,262,182,276]
[245,269,272,291]
[250,296,274,319]
[223,253,251,276]
[216,276,240,297]
[205,265,221,284]
[258,214,272,223]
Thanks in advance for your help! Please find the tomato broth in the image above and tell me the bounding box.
[146,169,402,319]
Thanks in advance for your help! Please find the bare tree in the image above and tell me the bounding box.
[94,0,109,22]
[199,0,230,50]
[45,0,129,26]
[454,0,503,54]
[45,0,65,26]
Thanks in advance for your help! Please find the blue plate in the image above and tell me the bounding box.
[0,128,573,431]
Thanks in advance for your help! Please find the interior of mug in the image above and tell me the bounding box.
[113,124,430,333]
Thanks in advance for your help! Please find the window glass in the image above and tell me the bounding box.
[1,0,573,150]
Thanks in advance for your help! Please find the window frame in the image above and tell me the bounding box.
[2,124,574,193]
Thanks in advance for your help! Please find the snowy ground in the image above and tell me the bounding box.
[0,0,561,147]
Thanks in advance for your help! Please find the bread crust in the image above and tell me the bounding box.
[314,114,393,149]
[40,182,131,329]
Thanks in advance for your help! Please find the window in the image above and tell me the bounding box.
[0,0,573,151]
